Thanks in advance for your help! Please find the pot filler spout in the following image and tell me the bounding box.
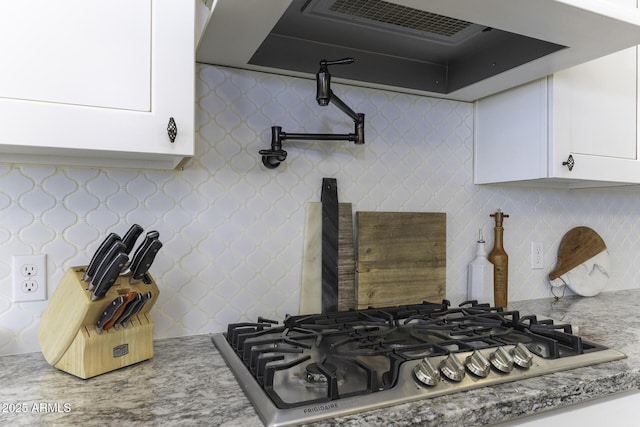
[259,58,365,169]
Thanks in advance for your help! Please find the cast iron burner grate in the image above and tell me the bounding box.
[221,300,608,410]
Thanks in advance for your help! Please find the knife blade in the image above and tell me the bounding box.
[95,295,125,334]
[113,292,144,330]
[122,230,159,275]
[118,291,152,328]
[82,232,120,282]
[91,252,129,301]
[88,240,126,291]
[121,224,144,254]
[129,238,162,284]
[103,291,138,332]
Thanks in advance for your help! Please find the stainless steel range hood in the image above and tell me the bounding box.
[196,0,640,101]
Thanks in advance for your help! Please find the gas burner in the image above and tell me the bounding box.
[305,361,337,384]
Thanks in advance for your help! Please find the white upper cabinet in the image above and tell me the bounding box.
[474,0,640,189]
[0,0,195,170]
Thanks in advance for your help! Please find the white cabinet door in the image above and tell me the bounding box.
[0,0,151,111]
[549,45,639,182]
[474,78,550,185]
[0,0,194,170]
[551,49,636,160]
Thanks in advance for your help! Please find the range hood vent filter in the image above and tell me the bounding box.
[305,0,485,45]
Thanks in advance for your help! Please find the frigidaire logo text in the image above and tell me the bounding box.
[303,403,339,414]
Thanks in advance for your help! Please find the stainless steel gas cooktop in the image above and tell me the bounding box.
[212,300,626,426]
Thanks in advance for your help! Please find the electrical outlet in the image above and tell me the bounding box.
[22,280,38,293]
[21,264,38,277]
[12,255,47,302]
[531,242,544,270]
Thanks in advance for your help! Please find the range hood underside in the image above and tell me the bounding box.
[249,0,565,95]
[196,0,640,101]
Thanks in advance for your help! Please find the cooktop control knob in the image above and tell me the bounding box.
[440,354,466,382]
[490,346,514,373]
[511,343,534,368]
[465,350,491,378]
[414,357,440,386]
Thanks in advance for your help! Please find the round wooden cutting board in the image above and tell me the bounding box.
[549,226,610,296]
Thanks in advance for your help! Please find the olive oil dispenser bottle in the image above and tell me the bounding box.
[467,229,494,305]
[489,209,509,307]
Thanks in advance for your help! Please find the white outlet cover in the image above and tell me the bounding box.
[12,255,47,303]
[530,241,544,270]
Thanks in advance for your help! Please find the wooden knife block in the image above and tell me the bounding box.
[37,266,159,379]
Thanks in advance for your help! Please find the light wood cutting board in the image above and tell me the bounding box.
[356,212,446,309]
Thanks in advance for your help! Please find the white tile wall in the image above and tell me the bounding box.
[1,64,640,356]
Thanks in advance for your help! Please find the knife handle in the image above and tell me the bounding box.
[88,240,126,291]
[119,291,152,328]
[121,224,144,254]
[83,232,120,282]
[125,230,160,275]
[91,252,129,301]
[95,295,126,334]
[103,291,138,331]
[113,292,145,329]
[130,239,163,283]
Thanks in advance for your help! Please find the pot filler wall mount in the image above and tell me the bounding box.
[259,58,365,169]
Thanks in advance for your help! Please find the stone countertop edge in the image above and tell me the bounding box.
[2,290,640,426]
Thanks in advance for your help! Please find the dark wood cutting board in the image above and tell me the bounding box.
[356,212,446,309]
[549,226,607,280]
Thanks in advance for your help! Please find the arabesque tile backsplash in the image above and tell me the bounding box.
[1,64,640,356]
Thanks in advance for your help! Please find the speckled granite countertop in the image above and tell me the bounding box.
[2,289,640,426]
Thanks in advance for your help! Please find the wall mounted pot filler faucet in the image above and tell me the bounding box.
[259,58,365,169]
